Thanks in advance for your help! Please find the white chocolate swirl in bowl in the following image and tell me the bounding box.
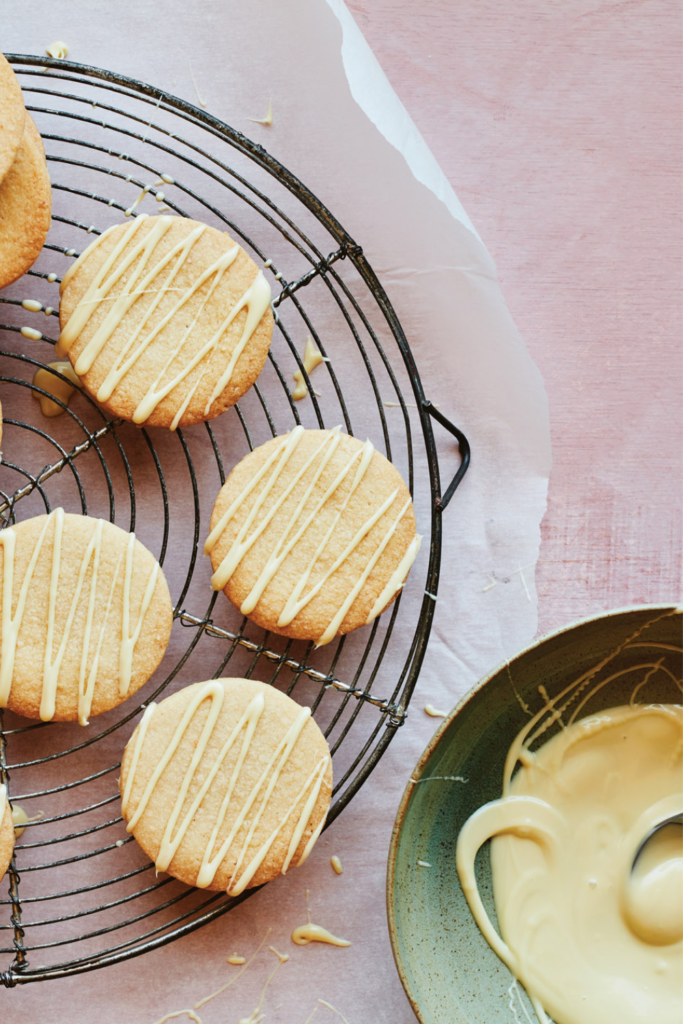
[457,703,683,1024]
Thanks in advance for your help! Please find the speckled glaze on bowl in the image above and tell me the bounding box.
[387,605,682,1024]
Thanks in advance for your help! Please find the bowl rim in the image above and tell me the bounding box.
[386,602,681,1023]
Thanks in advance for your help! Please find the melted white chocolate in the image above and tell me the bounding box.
[625,823,683,946]
[424,704,447,718]
[0,509,159,724]
[330,854,343,875]
[456,704,683,1024]
[227,954,246,965]
[21,299,54,316]
[317,1000,352,1024]
[21,327,42,341]
[56,215,271,429]
[11,805,44,837]
[32,362,80,417]
[292,336,323,401]
[238,945,287,1024]
[205,426,420,646]
[188,59,208,109]
[195,930,271,1011]
[122,681,329,896]
[248,99,273,127]
[151,1011,202,1024]
[46,41,68,59]
[291,923,351,947]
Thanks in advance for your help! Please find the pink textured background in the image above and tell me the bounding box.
[2,1,681,1022]
[346,0,682,632]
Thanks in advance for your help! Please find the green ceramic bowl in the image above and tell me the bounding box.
[387,605,682,1023]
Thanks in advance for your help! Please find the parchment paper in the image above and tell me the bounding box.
[1,1,550,1020]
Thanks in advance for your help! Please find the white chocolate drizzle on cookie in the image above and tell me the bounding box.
[57,215,272,429]
[0,786,5,833]
[0,509,160,724]
[122,681,329,896]
[204,427,421,646]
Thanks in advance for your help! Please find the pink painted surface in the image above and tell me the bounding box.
[1,2,681,1022]
[347,0,683,632]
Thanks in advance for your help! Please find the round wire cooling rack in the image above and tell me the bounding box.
[0,55,470,986]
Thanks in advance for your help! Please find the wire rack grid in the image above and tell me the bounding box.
[0,55,470,986]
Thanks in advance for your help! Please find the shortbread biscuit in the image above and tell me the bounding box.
[120,678,332,893]
[0,788,13,883]
[0,509,173,723]
[57,215,273,429]
[0,114,52,290]
[206,427,420,645]
[0,53,25,185]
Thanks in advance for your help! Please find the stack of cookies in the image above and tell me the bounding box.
[0,57,422,900]
[0,54,52,290]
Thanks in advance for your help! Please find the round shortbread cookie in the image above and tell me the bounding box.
[57,215,273,429]
[206,427,420,645]
[0,114,52,290]
[0,53,25,186]
[120,678,332,894]
[0,510,173,723]
[0,790,13,883]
